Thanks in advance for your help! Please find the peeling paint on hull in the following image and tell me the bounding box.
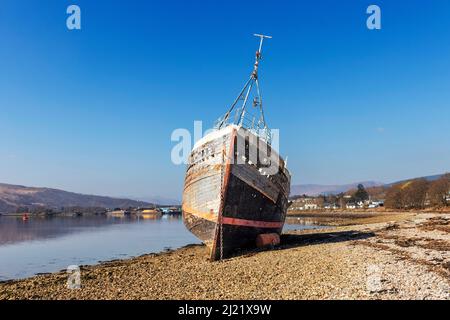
[182,126,291,260]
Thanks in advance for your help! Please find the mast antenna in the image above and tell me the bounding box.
[216,34,272,143]
[254,34,272,55]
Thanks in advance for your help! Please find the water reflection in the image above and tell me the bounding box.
[283,217,331,231]
[0,215,179,246]
[285,217,329,226]
[0,215,192,281]
[0,214,325,281]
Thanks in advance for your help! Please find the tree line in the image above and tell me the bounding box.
[385,173,450,209]
[15,206,108,215]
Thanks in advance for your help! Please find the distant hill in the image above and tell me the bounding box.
[291,173,448,197]
[386,174,445,187]
[123,195,181,206]
[0,183,154,213]
[290,181,384,197]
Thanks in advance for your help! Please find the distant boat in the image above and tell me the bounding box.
[182,35,291,261]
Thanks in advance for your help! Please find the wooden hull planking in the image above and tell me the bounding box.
[182,126,291,260]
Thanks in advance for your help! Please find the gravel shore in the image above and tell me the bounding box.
[1,212,449,300]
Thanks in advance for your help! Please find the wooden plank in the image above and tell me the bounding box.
[231,163,279,203]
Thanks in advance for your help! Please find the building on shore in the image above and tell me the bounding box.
[368,200,384,208]
[107,209,131,218]
[288,194,386,211]
[289,197,320,211]
[346,203,357,210]
[138,208,162,219]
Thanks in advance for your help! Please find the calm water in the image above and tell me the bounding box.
[0,215,324,281]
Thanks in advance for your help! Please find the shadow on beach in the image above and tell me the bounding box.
[231,230,376,259]
[280,230,375,249]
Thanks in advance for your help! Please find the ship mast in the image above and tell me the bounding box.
[216,34,272,143]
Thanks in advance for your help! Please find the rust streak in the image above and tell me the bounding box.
[182,206,217,223]
[211,129,236,261]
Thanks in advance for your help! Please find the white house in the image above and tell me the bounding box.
[289,197,320,211]
[368,200,384,208]
[346,203,357,209]
[304,203,319,210]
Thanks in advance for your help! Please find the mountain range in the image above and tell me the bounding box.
[1,172,446,213]
[0,183,154,213]
[122,195,181,206]
[291,173,447,197]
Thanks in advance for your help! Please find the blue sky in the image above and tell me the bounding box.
[1,0,449,200]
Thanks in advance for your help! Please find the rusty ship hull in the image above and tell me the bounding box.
[182,125,291,260]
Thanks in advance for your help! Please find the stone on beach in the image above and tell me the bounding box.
[0,213,448,300]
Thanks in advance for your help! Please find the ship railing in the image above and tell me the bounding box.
[214,108,272,144]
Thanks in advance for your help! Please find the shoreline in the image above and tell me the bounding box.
[1,212,449,300]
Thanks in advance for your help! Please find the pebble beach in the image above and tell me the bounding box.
[1,212,449,300]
